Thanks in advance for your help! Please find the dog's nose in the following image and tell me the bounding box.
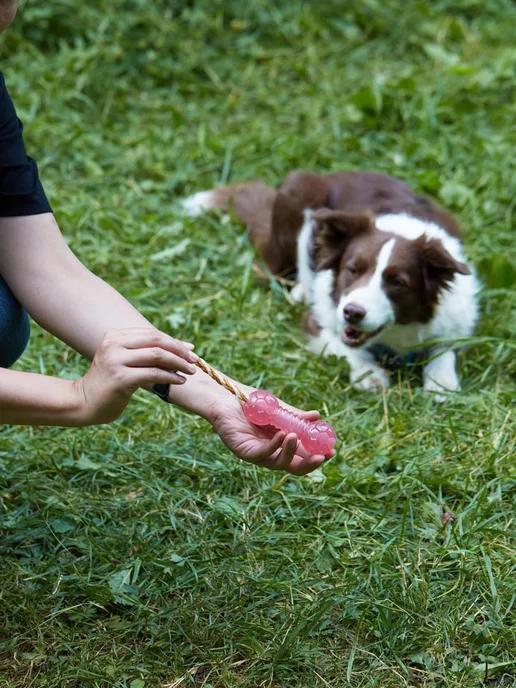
[343,303,366,324]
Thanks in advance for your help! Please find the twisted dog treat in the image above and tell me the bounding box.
[195,357,248,402]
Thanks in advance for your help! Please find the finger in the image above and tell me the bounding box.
[284,454,326,476]
[166,373,188,386]
[253,430,286,462]
[129,366,189,388]
[300,410,321,421]
[108,329,198,362]
[290,437,335,460]
[258,451,325,475]
[280,401,321,420]
[123,347,197,376]
[271,433,299,470]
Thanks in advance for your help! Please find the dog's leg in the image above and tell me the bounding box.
[290,283,306,303]
[346,347,391,391]
[308,328,390,391]
[423,349,460,401]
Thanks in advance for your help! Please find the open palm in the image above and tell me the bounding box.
[210,395,330,475]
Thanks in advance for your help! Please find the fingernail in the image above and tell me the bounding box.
[185,342,195,349]
[175,374,187,384]
[186,365,197,374]
[188,352,199,362]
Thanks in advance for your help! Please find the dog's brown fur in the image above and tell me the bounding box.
[211,170,461,278]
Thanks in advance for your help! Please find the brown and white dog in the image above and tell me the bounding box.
[182,171,479,398]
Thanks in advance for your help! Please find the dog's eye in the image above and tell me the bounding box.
[346,265,357,275]
[387,275,408,288]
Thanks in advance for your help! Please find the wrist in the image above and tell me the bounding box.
[69,378,93,425]
[165,367,238,424]
[203,389,242,427]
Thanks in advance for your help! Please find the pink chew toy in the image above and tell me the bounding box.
[243,390,337,456]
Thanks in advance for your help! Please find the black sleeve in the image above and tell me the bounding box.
[0,71,52,217]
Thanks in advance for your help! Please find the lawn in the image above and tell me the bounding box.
[0,1,515,686]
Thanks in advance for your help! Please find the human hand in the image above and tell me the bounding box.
[207,391,333,476]
[74,327,198,425]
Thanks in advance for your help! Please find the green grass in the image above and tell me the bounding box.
[1,1,515,686]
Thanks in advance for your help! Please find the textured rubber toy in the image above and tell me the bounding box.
[243,390,336,456]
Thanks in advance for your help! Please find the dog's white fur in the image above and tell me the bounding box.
[297,211,480,398]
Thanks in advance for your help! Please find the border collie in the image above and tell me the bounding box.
[182,171,479,399]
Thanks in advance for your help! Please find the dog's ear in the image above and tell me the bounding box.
[418,236,470,293]
[313,209,373,270]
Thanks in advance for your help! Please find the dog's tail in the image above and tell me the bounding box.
[181,181,276,253]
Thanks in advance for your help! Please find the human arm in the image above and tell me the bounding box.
[0,213,329,473]
[0,327,198,425]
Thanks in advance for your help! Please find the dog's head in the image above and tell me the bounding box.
[312,209,470,347]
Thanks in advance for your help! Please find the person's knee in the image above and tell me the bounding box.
[0,278,30,368]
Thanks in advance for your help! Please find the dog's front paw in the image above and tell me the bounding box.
[290,283,306,303]
[351,366,391,392]
[423,352,460,402]
[424,376,460,402]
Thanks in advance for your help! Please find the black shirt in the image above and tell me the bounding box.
[0,71,51,217]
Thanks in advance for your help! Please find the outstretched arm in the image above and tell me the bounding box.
[0,213,329,474]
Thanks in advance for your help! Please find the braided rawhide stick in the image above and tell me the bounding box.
[195,357,336,456]
[195,357,248,402]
